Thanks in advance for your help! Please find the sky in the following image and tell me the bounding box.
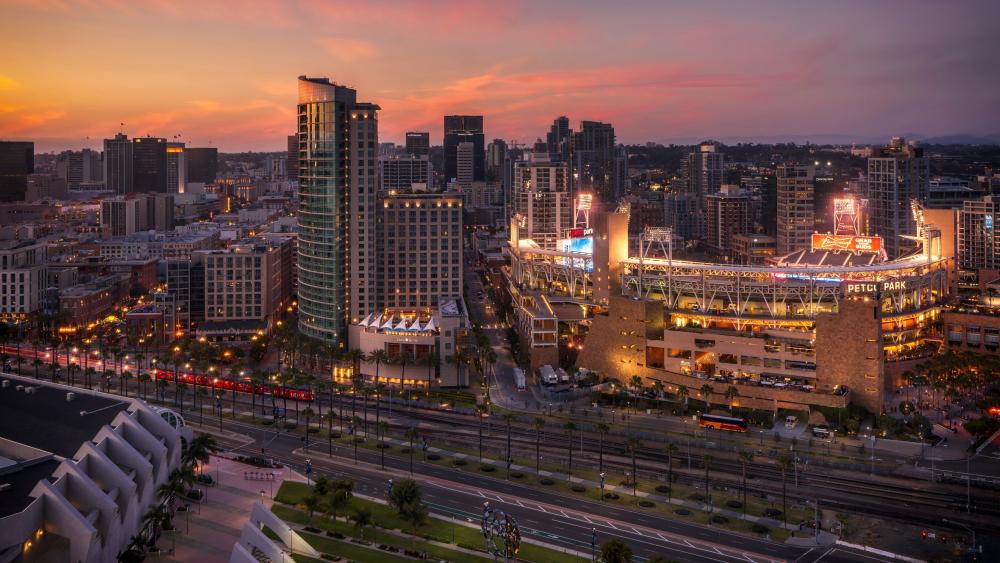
[1,0,999,152]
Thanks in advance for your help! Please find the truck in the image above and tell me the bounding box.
[513,368,526,391]
[539,365,558,386]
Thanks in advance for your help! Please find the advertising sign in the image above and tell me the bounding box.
[811,233,882,253]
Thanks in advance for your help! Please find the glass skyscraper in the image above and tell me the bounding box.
[296,76,379,347]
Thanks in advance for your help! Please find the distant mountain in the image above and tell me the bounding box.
[652,132,1000,146]
[915,133,1000,145]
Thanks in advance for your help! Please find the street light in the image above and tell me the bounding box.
[942,519,979,560]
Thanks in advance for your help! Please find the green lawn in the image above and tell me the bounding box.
[274,481,586,563]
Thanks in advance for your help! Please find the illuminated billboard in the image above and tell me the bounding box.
[833,197,860,235]
[558,236,593,272]
[811,233,882,253]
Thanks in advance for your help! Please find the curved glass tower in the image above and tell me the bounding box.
[296,76,378,347]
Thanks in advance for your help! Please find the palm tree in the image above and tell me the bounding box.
[503,413,517,473]
[738,450,754,518]
[629,375,643,394]
[725,385,740,411]
[534,417,545,474]
[183,434,220,469]
[665,442,678,502]
[327,483,352,524]
[677,384,689,407]
[404,426,419,475]
[300,492,322,519]
[399,500,428,551]
[351,415,362,463]
[374,383,387,441]
[32,357,42,380]
[350,506,373,541]
[596,422,610,474]
[777,453,792,524]
[378,421,388,470]
[564,422,576,476]
[369,350,389,438]
[626,435,642,502]
[700,384,714,406]
[302,406,316,451]
[424,350,437,391]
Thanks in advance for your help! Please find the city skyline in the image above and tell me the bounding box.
[3,0,999,152]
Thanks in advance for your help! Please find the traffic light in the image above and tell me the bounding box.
[920,530,929,540]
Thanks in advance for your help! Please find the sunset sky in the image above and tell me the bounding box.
[2,0,998,152]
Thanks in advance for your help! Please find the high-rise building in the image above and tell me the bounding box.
[166,142,186,193]
[683,142,724,202]
[405,132,430,156]
[296,75,379,345]
[513,153,573,250]
[0,240,46,321]
[0,141,34,202]
[705,185,752,261]
[957,196,999,271]
[486,138,507,178]
[104,134,133,195]
[456,141,475,185]
[867,137,930,258]
[776,164,816,256]
[185,147,218,185]
[443,115,484,183]
[286,135,299,181]
[26,173,68,201]
[101,195,147,236]
[131,137,168,193]
[379,154,432,191]
[56,148,103,189]
[546,116,571,161]
[152,193,175,231]
[571,120,619,203]
[377,190,463,310]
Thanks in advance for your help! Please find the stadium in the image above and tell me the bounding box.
[507,201,955,414]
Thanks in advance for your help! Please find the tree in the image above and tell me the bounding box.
[626,436,642,502]
[534,416,545,474]
[351,415,363,463]
[368,349,389,441]
[404,426,419,475]
[388,478,422,512]
[300,492,322,518]
[738,450,754,517]
[665,442,678,502]
[302,406,316,451]
[777,453,792,524]
[327,487,352,523]
[700,384,714,405]
[725,385,740,411]
[596,423,610,474]
[350,506,373,541]
[564,422,576,476]
[399,500,428,550]
[378,420,389,470]
[503,412,517,474]
[677,384,689,407]
[599,538,633,563]
[183,434,220,469]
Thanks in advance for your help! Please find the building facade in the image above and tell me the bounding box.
[405,132,430,156]
[0,240,46,321]
[0,141,34,202]
[776,163,816,256]
[379,154,432,191]
[513,154,574,250]
[867,137,930,258]
[957,196,999,271]
[705,185,752,261]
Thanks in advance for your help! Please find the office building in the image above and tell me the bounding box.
[55,148,103,189]
[957,196,1000,271]
[25,173,68,201]
[104,134,133,195]
[186,147,219,185]
[443,115,484,183]
[776,164,816,256]
[286,134,299,181]
[513,153,573,250]
[0,141,34,202]
[0,379,189,563]
[571,121,619,203]
[166,141,186,193]
[0,239,46,321]
[197,238,292,340]
[683,142,724,202]
[379,153,433,191]
[405,131,430,156]
[296,76,379,345]
[101,195,147,236]
[152,193,175,231]
[705,185,752,260]
[867,137,930,258]
[456,141,475,185]
[378,190,463,310]
[546,116,571,160]
[131,137,168,192]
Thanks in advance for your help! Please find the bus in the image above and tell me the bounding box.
[698,414,748,433]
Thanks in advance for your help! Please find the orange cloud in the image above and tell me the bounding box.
[0,75,19,90]
[0,110,66,135]
[316,37,379,62]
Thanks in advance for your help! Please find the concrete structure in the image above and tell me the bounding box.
[378,153,432,192]
[705,185,752,261]
[230,502,320,563]
[58,273,130,327]
[513,153,573,250]
[100,195,145,236]
[55,149,103,190]
[296,75,379,347]
[867,137,930,259]
[348,298,471,387]
[571,120,621,203]
[0,240,46,322]
[776,164,815,256]
[957,196,999,271]
[377,190,463,314]
[196,238,293,341]
[944,309,1000,356]
[731,234,777,265]
[444,115,485,183]
[25,173,68,202]
[0,376,189,563]
[456,141,475,185]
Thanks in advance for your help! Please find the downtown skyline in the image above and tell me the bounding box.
[2,0,999,152]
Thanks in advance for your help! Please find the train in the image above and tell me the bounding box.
[152,369,314,401]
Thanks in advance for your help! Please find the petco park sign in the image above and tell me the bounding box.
[844,280,908,295]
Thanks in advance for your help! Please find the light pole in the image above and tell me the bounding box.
[943,518,979,560]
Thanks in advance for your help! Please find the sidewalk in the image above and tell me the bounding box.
[163,455,307,563]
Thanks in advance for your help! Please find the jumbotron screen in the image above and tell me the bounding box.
[558,236,593,272]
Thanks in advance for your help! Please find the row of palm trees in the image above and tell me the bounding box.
[118,434,221,562]
[908,350,1000,411]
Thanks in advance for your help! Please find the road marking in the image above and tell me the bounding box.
[516,499,524,507]
[536,504,547,513]
[583,515,593,524]
[607,521,619,530]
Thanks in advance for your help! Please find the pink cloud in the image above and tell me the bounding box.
[316,37,379,62]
